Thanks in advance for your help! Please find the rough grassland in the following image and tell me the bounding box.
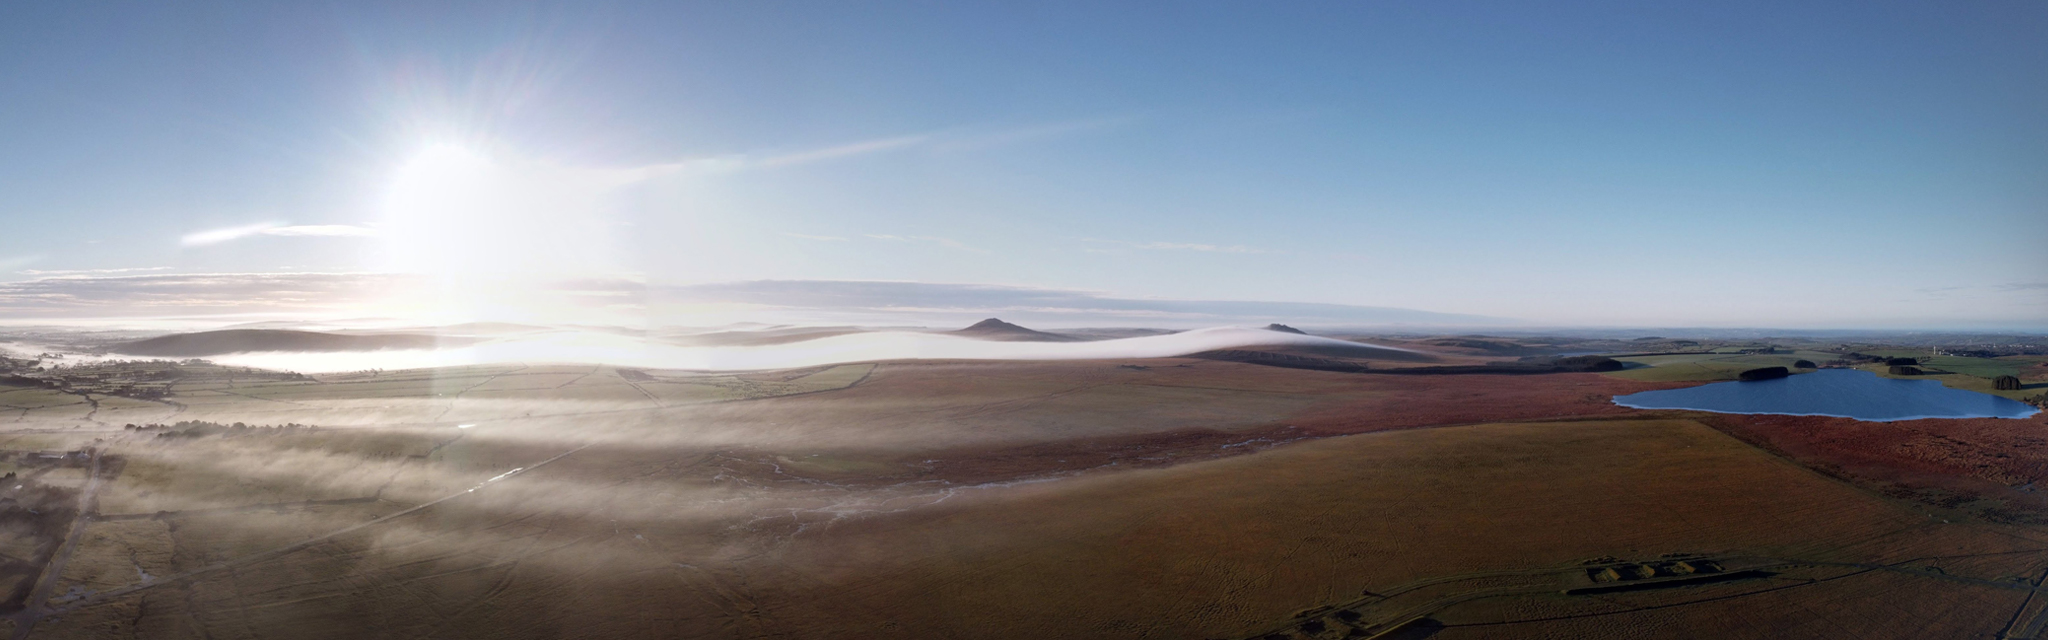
[31,417,2042,640]
[6,360,2045,639]
[756,418,2033,639]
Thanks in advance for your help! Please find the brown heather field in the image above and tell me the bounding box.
[1702,411,2048,524]
[0,358,2042,639]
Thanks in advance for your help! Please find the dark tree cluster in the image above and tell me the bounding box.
[1995,375,2024,391]
[1889,366,1923,376]
[1549,355,1626,372]
[126,420,315,438]
[1738,367,1790,381]
[1793,360,1817,369]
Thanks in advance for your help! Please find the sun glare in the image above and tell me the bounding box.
[369,141,638,324]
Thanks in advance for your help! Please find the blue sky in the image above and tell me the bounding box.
[1,1,2043,329]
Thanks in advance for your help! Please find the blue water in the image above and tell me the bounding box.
[1613,369,2040,422]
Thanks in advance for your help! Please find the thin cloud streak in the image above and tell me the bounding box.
[930,116,1137,153]
[1134,241,1265,253]
[781,233,848,241]
[1083,238,1268,254]
[180,223,379,246]
[653,279,1508,327]
[756,135,933,168]
[181,222,283,246]
[0,272,418,317]
[864,234,988,253]
[18,266,173,276]
[264,225,379,237]
[632,116,1131,180]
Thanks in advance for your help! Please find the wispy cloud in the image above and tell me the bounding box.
[930,116,1137,153]
[757,117,1133,168]
[1083,238,1268,254]
[181,222,281,246]
[653,280,1506,327]
[1135,241,1265,253]
[181,223,379,246]
[757,135,933,168]
[264,225,379,238]
[781,232,848,242]
[18,266,173,276]
[864,234,987,253]
[617,135,932,182]
[613,116,1135,185]
[0,272,418,317]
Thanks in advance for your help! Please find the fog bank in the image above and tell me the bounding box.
[148,327,1411,372]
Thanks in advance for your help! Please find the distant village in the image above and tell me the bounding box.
[0,354,307,402]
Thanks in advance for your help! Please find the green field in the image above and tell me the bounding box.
[1914,355,2046,380]
[1864,357,2048,400]
[1601,351,1837,382]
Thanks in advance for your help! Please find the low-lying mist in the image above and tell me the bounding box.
[157,326,1411,373]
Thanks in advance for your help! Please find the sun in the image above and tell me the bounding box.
[368,140,637,324]
[378,141,623,275]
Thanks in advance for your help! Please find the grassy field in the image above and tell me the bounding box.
[1860,356,2048,400]
[1602,350,1837,382]
[759,417,2028,639]
[0,362,885,431]
[3,360,2044,639]
[1914,355,2044,379]
[30,415,2045,640]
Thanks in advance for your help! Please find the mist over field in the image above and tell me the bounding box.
[158,326,1415,372]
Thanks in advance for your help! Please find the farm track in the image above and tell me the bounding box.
[432,364,531,422]
[95,496,383,522]
[2003,567,2048,638]
[9,449,104,640]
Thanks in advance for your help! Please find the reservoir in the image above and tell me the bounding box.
[1613,369,2040,422]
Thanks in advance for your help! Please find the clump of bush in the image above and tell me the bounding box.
[1504,355,1625,372]
[1738,367,1790,381]
[1889,365,1923,376]
[1554,355,1625,372]
[126,420,314,439]
[1994,375,2024,391]
[1885,357,1920,367]
[1793,360,1817,369]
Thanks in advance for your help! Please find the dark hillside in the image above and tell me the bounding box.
[948,318,1081,342]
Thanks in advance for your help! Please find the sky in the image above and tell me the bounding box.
[0,1,2043,330]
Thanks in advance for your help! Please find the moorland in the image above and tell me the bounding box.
[0,324,2042,638]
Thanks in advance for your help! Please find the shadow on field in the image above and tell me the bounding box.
[1376,617,1445,639]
